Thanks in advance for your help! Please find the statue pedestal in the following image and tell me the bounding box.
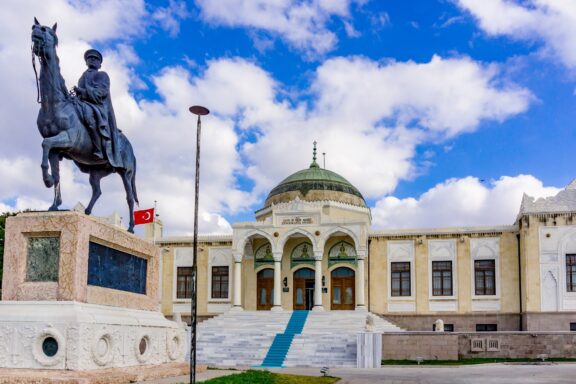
[356,332,382,368]
[0,211,185,370]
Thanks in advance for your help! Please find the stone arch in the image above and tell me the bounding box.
[278,228,317,252]
[319,226,360,251]
[255,265,274,274]
[542,270,559,311]
[328,263,357,274]
[471,243,497,259]
[235,229,276,255]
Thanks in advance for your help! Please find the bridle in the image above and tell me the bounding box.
[31,41,42,104]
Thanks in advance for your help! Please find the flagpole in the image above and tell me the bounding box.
[153,200,157,246]
[188,105,209,384]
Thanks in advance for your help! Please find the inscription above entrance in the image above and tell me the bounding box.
[281,216,314,225]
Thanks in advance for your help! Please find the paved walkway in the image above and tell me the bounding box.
[272,363,576,384]
[139,363,576,384]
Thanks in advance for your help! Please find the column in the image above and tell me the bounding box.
[272,257,282,311]
[356,252,367,311]
[231,254,243,311]
[313,251,324,311]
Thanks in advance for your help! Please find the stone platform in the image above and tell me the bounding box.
[2,211,159,311]
[0,362,196,384]
[0,211,185,371]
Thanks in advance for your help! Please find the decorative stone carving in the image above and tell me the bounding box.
[434,319,444,332]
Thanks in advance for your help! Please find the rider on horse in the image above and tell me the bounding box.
[73,49,122,168]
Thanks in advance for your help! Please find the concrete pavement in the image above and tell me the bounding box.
[138,363,576,383]
[271,363,576,384]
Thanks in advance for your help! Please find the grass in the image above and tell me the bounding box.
[201,370,340,383]
[382,357,576,366]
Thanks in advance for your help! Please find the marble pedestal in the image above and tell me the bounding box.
[0,211,185,370]
[356,332,382,368]
[0,301,185,369]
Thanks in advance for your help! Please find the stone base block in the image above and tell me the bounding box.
[357,332,382,368]
[0,301,186,370]
[0,362,198,384]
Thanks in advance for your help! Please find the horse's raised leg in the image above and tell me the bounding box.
[85,168,111,215]
[119,169,136,233]
[48,151,62,211]
[41,131,70,188]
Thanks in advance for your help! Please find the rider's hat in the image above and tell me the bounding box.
[84,49,103,62]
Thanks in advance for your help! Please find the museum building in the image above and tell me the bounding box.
[152,148,576,332]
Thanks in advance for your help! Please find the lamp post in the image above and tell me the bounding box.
[188,105,209,384]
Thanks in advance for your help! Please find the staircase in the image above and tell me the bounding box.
[261,310,308,367]
[197,310,403,368]
[284,311,403,367]
[196,311,291,366]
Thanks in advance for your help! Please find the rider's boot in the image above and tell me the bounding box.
[88,124,104,159]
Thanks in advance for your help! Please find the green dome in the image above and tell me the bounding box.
[264,159,366,208]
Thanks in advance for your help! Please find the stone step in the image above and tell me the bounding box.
[196,311,404,367]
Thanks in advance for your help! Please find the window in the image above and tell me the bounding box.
[211,266,229,299]
[176,267,193,299]
[570,323,576,332]
[474,260,496,295]
[567,255,576,292]
[432,323,454,332]
[432,261,453,296]
[476,324,497,332]
[391,262,411,297]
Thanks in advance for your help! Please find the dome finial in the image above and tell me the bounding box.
[310,141,319,168]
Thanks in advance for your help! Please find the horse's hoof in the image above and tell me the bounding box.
[44,176,54,188]
[48,205,59,211]
[128,226,134,234]
[84,208,92,215]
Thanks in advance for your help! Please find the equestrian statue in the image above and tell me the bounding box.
[31,18,139,232]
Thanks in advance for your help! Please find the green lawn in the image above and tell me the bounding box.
[201,370,340,383]
[382,357,576,365]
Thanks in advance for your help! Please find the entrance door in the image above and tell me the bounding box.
[293,268,315,310]
[257,269,274,310]
[331,267,355,310]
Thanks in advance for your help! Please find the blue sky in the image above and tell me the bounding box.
[0,0,574,235]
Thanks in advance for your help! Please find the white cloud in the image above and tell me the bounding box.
[372,175,561,229]
[194,0,361,56]
[240,55,532,199]
[457,0,576,69]
[0,1,535,237]
[151,0,190,37]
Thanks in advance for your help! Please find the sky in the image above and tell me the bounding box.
[0,0,574,235]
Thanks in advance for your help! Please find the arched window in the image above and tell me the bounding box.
[294,268,315,279]
[291,242,314,268]
[328,241,356,267]
[254,243,273,268]
[331,267,354,277]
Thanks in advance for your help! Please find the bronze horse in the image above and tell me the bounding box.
[31,19,138,232]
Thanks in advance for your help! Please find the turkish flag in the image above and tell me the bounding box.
[134,208,154,225]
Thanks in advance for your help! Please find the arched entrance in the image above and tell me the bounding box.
[293,268,315,310]
[331,267,355,310]
[257,268,274,310]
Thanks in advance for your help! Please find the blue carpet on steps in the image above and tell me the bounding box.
[260,310,309,368]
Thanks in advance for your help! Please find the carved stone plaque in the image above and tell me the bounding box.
[26,237,60,282]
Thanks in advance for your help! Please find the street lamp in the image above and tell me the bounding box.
[188,105,209,384]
